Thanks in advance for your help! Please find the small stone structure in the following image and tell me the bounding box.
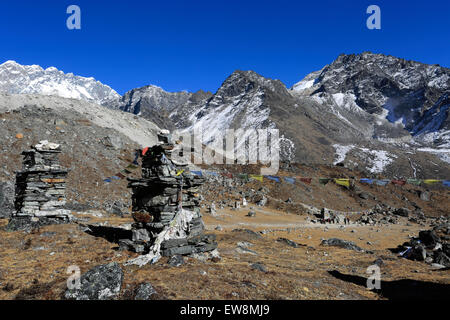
[7,141,71,230]
[121,131,217,265]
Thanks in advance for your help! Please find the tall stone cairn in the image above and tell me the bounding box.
[119,131,217,256]
[7,141,71,231]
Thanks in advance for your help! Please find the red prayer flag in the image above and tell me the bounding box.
[391,180,406,186]
[299,177,312,184]
[142,147,150,156]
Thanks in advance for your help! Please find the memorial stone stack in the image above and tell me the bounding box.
[7,140,71,230]
[119,130,217,257]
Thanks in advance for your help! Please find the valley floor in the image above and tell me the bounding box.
[0,206,449,300]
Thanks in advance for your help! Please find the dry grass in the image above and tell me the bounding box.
[0,205,448,300]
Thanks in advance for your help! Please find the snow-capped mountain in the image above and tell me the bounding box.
[111,52,449,177]
[292,52,450,146]
[0,60,120,105]
[3,54,447,177]
[291,52,450,168]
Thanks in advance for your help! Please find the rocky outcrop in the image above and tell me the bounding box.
[64,262,124,300]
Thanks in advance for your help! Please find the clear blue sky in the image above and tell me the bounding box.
[1,0,449,95]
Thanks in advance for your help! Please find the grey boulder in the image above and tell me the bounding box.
[0,181,14,218]
[64,262,123,300]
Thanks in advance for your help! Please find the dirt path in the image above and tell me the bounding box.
[204,206,362,230]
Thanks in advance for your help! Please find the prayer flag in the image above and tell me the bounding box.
[407,179,421,185]
[423,179,441,185]
[191,171,203,177]
[374,179,390,186]
[249,174,263,182]
[299,177,312,184]
[265,175,280,183]
[238,174,249,181]
[284,177,295,184]
[334,178,350,188]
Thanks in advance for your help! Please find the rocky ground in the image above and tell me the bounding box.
[0,102,448,299]
[0,190,448,300]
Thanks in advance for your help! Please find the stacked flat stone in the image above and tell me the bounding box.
[120,131,217,256]
[8,141,71,229]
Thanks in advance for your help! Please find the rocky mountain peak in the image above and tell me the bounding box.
[291,53,450,147]
[218,70,289,98]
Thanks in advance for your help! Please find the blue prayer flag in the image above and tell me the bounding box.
[191,171,203,177]
[284,177,295,184]
[374,179,390,186]
[265,175,280,183]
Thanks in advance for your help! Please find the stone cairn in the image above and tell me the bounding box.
[120,131,217,260]
[7,140,71,230]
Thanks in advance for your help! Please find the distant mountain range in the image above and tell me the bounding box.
[0,53,449,178]
[0,60,120,105]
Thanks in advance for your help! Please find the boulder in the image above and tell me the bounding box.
[418,230,440,247]
[0,181,15,218]
[250,263,267,273]
[320,238,366,253]
[134,283,158,300]
[419,191,431,202]
[358,192,370,200]
[247,211,256,217]
[433,251,450,267]
[393,207,410,217]
[232,228,262,239]
[168,254,185,267]
[277,237,301,248]
[64,262,123,300]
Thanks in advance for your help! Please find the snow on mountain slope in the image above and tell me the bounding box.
[0,60,120,105]
[292,52,450,147]
[111,84,213,130]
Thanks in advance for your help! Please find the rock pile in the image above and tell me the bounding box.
[395,222,450,268]
[356,204,425,226]
[120,131,217,264]
[7,141,71,230]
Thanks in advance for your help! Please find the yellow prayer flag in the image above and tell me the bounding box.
[334,178,350,188]
[249,174,263,182]
[423,179,441,185]
[176,170,185,176]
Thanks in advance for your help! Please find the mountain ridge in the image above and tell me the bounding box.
[1,53,449,177]
[0,60,120,105]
